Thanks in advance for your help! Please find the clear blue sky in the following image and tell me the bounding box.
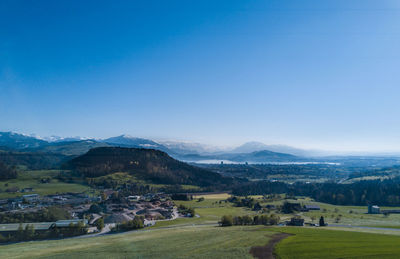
[1,0,400,151]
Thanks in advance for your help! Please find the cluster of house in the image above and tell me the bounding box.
[0,191,178,236]
[367,204,400,214]
[101,192,175,225]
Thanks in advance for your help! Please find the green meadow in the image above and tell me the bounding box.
[0,170,91,199]
[0,225,274,259]
[275,227,400,259]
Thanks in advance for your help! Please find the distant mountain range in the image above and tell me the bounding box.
[2,131,399,166]
[101,135,170,153]
[0,132,48,150]
[0,132,309,163]
[231,141,312,156]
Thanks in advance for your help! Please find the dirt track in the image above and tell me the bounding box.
[250,233,291,259]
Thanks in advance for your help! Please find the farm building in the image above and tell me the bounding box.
[287,217,304,226]
[304,205,320,211]
[368,204,380,214]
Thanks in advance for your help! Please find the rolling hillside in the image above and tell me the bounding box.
[66,147,238,187]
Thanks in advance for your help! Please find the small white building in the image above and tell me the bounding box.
[127,195,141,202]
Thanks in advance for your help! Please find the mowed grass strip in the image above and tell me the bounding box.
[275,227,400,259]
[0,225,274,259]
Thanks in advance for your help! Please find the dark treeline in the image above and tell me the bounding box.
[0,150,67,170]
[232,178,400,206]
[348,166,400,179]
[0,161,18,180]
[198,163,351,180]
[219,214,280,227]
[0,222,87,243]
[0,207,71,224]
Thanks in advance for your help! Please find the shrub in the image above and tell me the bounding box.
[220,215,233,227]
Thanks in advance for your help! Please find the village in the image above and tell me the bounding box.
[0,190,180,238]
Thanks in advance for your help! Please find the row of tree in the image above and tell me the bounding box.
[112,216,144,232]
[0,207,71,224]
[219,214,280,227]
[0,222,87,243]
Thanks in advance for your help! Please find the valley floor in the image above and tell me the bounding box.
[4,193,400,258]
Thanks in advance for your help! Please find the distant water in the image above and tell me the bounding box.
[191,160,340,165]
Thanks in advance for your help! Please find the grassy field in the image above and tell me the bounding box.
[287,198,400,227]
[150,193,258,228]
[275,227,400,258]
[0,170,91,199]
[239,195,400,227]
[163,193,400,228]
[5,225,400,258]
[0,225,274,259]
[172,193,258,223]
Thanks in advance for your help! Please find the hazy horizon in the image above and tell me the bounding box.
[2,0,400,152]
[4,129,400,155]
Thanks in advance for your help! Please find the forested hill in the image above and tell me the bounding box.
[65,147,238,187]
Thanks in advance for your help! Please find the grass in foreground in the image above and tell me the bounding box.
[275,227,400,259]
[0,225,274,259]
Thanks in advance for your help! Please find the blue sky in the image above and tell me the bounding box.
[1,0,400,151]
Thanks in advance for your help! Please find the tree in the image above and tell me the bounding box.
[96,218,104,231]
[259,215,269,225]
[233,216,242,225]
[131,217,144,229]
[242,215,253,225]
[219,215,233,227]
[89,204,102,214]
[253,202,262,211]
[319,216,325,226]
[268,214,280,225]
[24,224,35,240]
[101,192,107,201]
[253,215,260,225]
[281,201,295,214]
[17,223,24,240]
